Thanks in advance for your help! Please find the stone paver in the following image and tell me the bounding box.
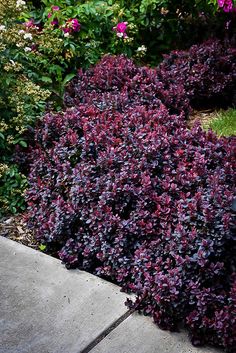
[90,313,221,353]
[0,236,221,353]
[0,237,130,353]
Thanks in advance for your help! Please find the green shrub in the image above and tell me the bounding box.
[0,164,27,216]
[0,0,50,215]
[30,0,234,66]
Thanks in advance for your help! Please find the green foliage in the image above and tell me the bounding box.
[39,244,47,251]
[0,0,50,216]
[30,0,231,68]
[0,165,28,216]
[30,0,135,70]
[120,0,226,62]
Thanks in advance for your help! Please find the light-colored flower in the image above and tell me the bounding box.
[0,25,6,31]
[160,7,169,15]
[24,46,32,52]
[64,32,70,37]
[117,32,124,38]
[23,33,33,40]
[18,29,25,35]
[136,45,147,53]
[16,0,26,9]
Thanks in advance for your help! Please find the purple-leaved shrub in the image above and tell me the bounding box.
[157,39,236,108]
[26,39,236,352]
[65,39,236,114]
[64,54,189,115]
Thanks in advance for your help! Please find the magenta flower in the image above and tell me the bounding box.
[63,18,81,33]
[224,0,233,12]
[62,27,70,33]
[47,12,52,18]
[116,22,128,33]
[69,18,81,32]
[51,19,59,26]
[217,0,236,12]
[24,19,35,28]
[113,22,128,38]
[52,6,60,11]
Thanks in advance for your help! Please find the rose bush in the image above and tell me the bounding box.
[30,0,236,67]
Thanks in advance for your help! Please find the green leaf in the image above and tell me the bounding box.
[11,206,17,214]
[41,76,53,83]
[62,73,76,86]
[19,140,28,148]
[39,244,47,251]
[0,132,5,140]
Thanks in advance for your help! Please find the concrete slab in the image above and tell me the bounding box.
[0,237,130,353]
[90,313,221,353]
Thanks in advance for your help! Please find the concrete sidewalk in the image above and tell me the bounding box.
[0,236,220,353]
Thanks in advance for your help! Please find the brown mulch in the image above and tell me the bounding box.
[0,215,38,249]
[188,109,218,128]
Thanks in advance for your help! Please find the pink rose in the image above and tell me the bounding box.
[70,18,81,32]
[113,22,128,38]
[217,0,236,12]
[217,0,225,6]
[64,18,81,33]
[116,22,128,33]
[51,19,59,26]
[24,19,35,28]
[52,6,60,11]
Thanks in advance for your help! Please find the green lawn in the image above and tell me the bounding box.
[204,108,236,137]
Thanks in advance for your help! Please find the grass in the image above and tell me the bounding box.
[203,108,236,137]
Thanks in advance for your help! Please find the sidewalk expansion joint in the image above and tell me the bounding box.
[79,308,134,353]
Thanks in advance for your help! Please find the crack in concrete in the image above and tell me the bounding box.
[79,309,134,353]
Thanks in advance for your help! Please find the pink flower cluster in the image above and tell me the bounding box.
[46,5,80,34]
[24,19,36,29]
[217,0,236,12]
[113,22,128,38]
[62,18,81,34]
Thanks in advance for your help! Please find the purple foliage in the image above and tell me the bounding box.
[157,39,236,108]
[64,39,236,114]
[64,54,189,115]
[26,39,236,352]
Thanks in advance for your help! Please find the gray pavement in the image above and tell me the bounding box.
[90,313,220,353]
[0,236,220,353]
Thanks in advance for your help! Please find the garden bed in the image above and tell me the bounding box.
[1,2,236,352]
